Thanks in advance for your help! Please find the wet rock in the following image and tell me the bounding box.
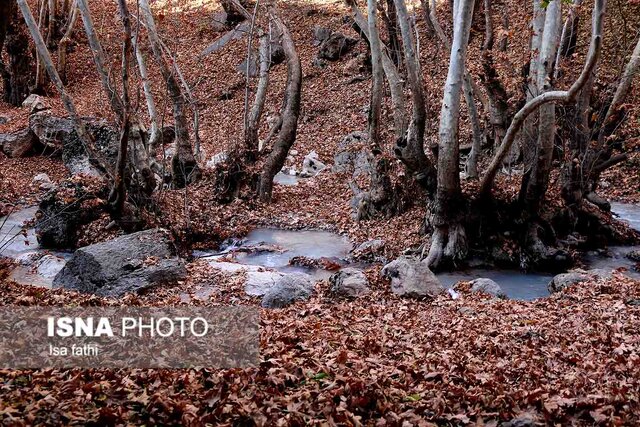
[318,33,358,61]
[382,256,444,298]
[0,128,39,157]
[261,273,315,308]
[32,173,55,191]
[300,151,327,177]
[626,250,640,262]
[53,229,186,297]
[330,268,370,297]
[469,278,506,299]
[547,269,612,293]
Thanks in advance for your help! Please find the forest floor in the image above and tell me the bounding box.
[1,0,640,425]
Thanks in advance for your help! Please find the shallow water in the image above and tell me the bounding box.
[234,228,352,268]
[438,270,554,300]
[273,172,302,186]
[0,206,41,258]
[611,202,640,232]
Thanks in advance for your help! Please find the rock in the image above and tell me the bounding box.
[0,116,8,125]
[300,151,327,177]
[547,268,612,293]
[626,250,640,262]
[32,173,55,191]
[33,254,67,280]
[22,94,49,113]
[330,268,370,297]
[0,128,39,157]
[261,273,315,308]
[29,113,118,175]
[53,229,186,297]
[205,152,229,169]
[35,184,103,249]
[312,27,332,46]
[245,271,287,296]
[381,256,444,299]
[333,131,372,177]
[343,52,368,76]
[350,239,385,263]
[469,278,506,299]
[318,33,358,61]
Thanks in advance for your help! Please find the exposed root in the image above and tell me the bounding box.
[426,223,468,270]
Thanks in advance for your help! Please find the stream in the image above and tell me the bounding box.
[2,202,640,300]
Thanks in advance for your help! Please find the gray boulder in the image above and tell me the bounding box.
[300,151,326,177]
[469,278,506,299]
[245,270,287,296]
[0,128,39,158]
[261,274,315,308]
[318,33,358,61]
[547,269,612,293]
[53,229,186,297]
[330,268,370,297]
[381,256,444,298]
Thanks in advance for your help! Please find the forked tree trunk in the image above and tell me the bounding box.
[393,0,436,192]
[426,0,475,269]
[348,2,407,140]
[428,0,484,179]
[258,10,301,203]
[139,0,200,188]
[480,0,605,198]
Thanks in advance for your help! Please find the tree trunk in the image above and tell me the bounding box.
[2,4,32,106]
[426,0,475,269]
[57,0,78,84]
[258,10,301,203]
[385,0,402,68]
[480,0,605,198]
[17,0,109,173]
[519,0,547,170]
[133,32,161,166]
[483,0,493,50]
[77,0,124,121]
[245,31,270,160]
[519,0,562,264]
[348,2,407,140]
[393,0,436,192]
[139,0,200,188]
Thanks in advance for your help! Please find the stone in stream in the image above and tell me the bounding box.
[547,269,612,293]
[469,278,506,299]
[53,229,186,297]
[381,256,444,299]
[330,268,370,297]
[627,250,640,262]
[261,273,315,309]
